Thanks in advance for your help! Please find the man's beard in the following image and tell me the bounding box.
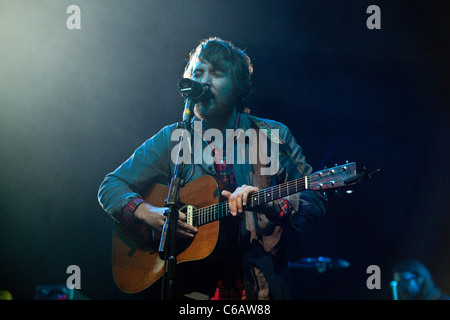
[194,98,235,122]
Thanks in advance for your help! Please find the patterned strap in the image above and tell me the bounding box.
[248,115,307,176]
[248,115,285,144]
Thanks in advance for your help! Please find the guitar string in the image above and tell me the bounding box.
[191,179,308,225]
[190,166,354,224]
[193,184,306,225]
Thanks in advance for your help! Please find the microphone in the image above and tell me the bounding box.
[288,257,350,273]
[177,78,212,122]
[390,281,399,300]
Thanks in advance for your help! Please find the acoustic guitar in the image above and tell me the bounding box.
[112,162,357,293]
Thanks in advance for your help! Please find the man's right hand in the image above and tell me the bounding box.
[134,202,198,238]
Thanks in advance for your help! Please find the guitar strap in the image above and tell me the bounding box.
[248,115,310,177]
[248,115,296,164]
[248,115,284,144]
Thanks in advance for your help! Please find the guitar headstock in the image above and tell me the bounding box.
[308,162,357,191]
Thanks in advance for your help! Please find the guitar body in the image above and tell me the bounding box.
[112,175,223,294]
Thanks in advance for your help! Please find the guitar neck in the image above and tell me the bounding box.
[247,176,308,209]
[192,162,357,226]
[193,176,307,226]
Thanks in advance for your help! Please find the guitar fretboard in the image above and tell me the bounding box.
[193,176,308,226]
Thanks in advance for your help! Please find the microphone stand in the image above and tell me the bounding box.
[159,79,209,300]
[158,97,195,300]
[390,281,399,300]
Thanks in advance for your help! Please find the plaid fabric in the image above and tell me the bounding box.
[207,116,243,299]
[276,199,293,218]
[213,150,237,188]
[209,135,292,300]
[122,198,145,226]
[211,279,246,300]
[212,149,246,299]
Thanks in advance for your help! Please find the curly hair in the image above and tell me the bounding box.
[183,37,253,111]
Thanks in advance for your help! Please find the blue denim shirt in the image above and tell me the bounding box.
[98,113,326,250]
[99,112,325,220]
[98,112,327,299]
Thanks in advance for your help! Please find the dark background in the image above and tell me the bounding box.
[1,0,449,300]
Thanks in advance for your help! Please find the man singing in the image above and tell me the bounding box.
[98,37,327,300]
